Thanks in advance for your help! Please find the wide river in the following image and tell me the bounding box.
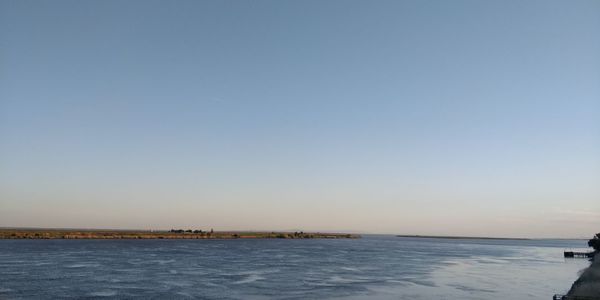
[0,236,590,299]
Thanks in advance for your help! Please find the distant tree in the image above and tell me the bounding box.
[588,233,600,252]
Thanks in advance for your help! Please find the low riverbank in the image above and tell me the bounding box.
[0,229,359,239]
[566,252,600,298]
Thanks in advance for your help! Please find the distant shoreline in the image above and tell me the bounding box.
[396,234,530,240]
[0,228,359,240]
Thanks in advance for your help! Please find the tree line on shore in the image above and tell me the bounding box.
[169,229,214,234]
[588,233,600,252]
[0,229,358,239]
[166,229,349,239]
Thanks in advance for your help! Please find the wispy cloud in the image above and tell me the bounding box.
[548,208,600,224]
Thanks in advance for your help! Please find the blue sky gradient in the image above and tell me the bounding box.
[1,0,599,237]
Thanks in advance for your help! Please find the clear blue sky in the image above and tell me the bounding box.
[1,0,599,237]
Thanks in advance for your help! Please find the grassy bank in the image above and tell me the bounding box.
[563,233,600,299]
[566,253,600,298]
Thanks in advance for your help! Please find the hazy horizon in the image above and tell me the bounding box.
[1,0,599,238]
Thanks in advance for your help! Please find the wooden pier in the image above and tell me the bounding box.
[564,251,594,258]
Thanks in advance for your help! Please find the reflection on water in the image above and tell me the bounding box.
[0,236,589,299]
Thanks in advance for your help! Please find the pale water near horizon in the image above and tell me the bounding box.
[0,236,590,299]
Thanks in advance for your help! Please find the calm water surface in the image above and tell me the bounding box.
[0,236,589,299]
